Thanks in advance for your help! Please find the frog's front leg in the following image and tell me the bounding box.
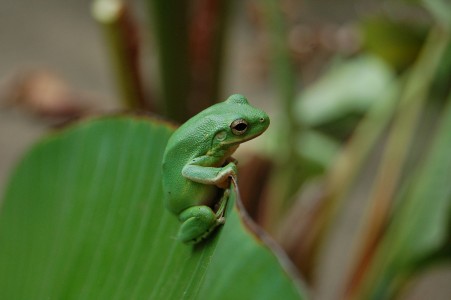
[177,189,229,244]
[182,159,237,189]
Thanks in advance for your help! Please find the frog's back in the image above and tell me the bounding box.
[162,115,217,213]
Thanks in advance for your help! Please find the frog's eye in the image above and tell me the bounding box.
[231,119,248,135]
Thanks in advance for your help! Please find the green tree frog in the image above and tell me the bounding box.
[162,94,270,244]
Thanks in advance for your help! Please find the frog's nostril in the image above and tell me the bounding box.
[259,117,265,123]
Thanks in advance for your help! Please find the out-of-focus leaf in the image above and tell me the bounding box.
[422,0,451,29]
[296,130,340,169]
[0,117,306,299]
[361,17,427,71]
[295,55,395,130]
[358,99,451,299]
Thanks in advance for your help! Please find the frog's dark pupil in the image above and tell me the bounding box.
[231,119,248,135]
[235,123,247,131]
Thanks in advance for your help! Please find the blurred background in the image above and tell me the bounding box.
[1,0,450,299]
[0,0,422,192]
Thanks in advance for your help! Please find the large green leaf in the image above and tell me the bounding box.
[0,116,306,299]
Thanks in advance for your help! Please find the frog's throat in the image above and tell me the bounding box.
[207,144,239,158]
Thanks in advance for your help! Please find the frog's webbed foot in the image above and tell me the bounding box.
[214,188,229,217]
[178,190,230,244]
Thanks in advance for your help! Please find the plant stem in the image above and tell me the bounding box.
[147,0,191,122]
[147,0,232,122]
[345,25,450,298]
[187,0,233,115]
[261,0,302,228]
[297,24,449,284]
[92,0,149,110]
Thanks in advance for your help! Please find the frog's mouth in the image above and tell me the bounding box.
[223,129,267,146]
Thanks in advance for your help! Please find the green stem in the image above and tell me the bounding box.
[346,25,450,298]
[296,25,449,281]
[92,0,149,110]
[262,0,297,129]
[147,0,190,122]
[187,0,233,115]
[261,0,302,229]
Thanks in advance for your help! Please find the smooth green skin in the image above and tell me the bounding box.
[162,94,270,244]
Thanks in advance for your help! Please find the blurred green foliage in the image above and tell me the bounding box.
[1,0,450,299]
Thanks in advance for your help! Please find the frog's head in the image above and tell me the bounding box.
[211,94,270,148]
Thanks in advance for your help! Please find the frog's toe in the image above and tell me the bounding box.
[177,205,222,244]
[178,221,222,244]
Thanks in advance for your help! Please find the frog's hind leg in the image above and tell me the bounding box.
[178,189,231,244]
[178,205,224,244]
